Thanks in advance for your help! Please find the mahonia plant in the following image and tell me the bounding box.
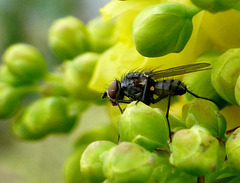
[1,0,240,183]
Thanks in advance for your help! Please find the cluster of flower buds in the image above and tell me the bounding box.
[0,15,117,140]
[80,98,229,182]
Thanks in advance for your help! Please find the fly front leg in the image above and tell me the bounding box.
[115,99,135,114]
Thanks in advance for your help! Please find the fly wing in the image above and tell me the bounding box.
[146,63,211,79]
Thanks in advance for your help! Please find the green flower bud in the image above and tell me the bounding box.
[190,0,240,13]
[2,43,47,81]
[87,17,116,53]
[184,51,228,109]
[0,83,22,118]
[11,116,44,140]
[102,142,159,183]
[48,16,90,60]
[0,64,31,86]
[133,3,200,57]
[80,141,116,183]
[170,125,225,177]
[118,102,169,151]
[64,147,90,183]
[13,97,77,138]
[212,48,240,105]
[182,98,227,139]
[63,52,101,102]
[226,127,240,174]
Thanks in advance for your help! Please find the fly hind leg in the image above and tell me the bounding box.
[186,89,218,106]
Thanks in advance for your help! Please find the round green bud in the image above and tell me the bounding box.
[211,48,240,105]
[102,142,159,183]
[15,97,77,137]
[191,0,240,13]
[48,16,90,60]
[63,52,101,102]
[87,17,116,53]
[182,98,227,139]
[170,125,225,177]
[0,64,31,86]
[2,43,47,82]
[80,141,116,183]
[11,116,44,140]
[184,51,228,109]
[133,3,200,57]
[226,127,240,174]
[64,147,90,183]
[0,83,22,118]
[118,102,169,151]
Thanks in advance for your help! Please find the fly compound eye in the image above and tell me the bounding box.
[107,80,119,100]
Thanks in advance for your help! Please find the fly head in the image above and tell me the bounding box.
[102,80,123,106]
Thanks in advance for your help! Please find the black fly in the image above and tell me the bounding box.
[102,63,213,141]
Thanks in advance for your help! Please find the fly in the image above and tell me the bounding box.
[102,63,215,141]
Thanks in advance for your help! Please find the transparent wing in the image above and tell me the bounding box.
[146,63,211,79]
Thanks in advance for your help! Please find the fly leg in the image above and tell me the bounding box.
[115,99,135,113]
[152,93,172,142]
[186,89,218,106]
[152,94,168,104]
[141,77,151,105]
[115,99,134,143]
[166,94,172,142]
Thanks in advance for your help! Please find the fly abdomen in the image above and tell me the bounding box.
[154,79,187,96]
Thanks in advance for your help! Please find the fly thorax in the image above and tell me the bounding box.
[120,72,146,100]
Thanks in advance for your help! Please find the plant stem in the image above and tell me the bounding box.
[197,176,205,183]
[43,72,63,82]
